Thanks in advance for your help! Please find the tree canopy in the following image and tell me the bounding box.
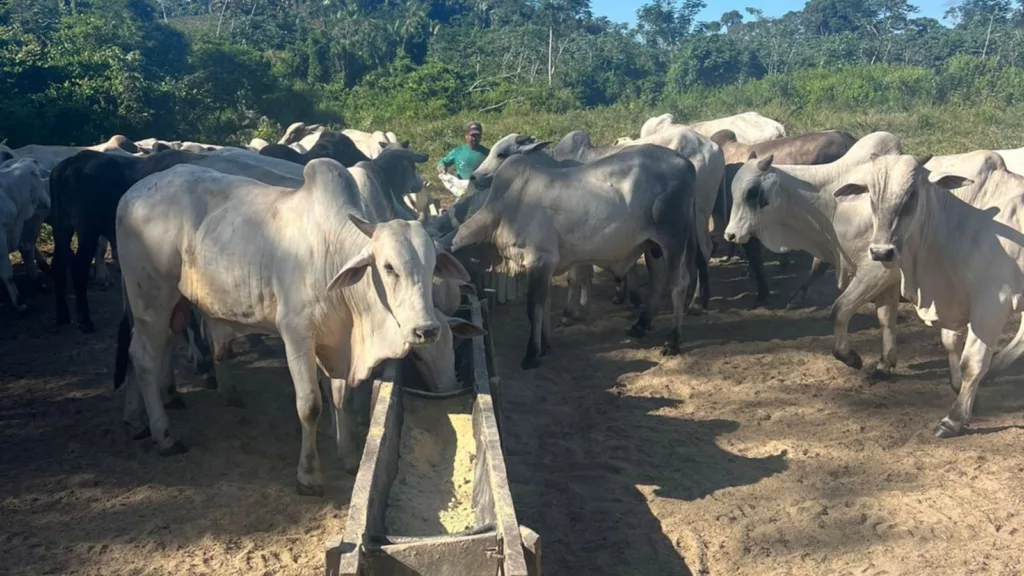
[2,0,1023,146]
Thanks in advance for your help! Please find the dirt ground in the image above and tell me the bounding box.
[2,251,1024,576]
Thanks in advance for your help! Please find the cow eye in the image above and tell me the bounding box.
[746,186,767,207]
[384,263,397,276]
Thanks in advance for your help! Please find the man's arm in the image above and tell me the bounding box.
[436,148,458,172]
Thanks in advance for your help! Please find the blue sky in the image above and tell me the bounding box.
[590,0,954,27]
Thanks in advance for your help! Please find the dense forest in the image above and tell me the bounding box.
[2,0,1024,147]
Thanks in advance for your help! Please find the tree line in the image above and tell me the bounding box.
[2,0,1023,147]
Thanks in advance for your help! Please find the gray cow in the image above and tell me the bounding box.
[449,144,700,369]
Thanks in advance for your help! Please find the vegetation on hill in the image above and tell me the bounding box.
[2,0,1024,150]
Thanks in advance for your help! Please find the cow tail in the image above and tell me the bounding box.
[113,277,133,389]
[990,314,1024,373]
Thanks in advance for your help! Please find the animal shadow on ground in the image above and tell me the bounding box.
[0,294,354,575]
[488,291,789,576]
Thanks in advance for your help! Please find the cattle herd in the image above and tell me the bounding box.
[2,112,1024,499]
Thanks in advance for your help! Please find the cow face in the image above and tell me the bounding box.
[379,144,429,196]
[833,155,972,268]
[723,154,780,245]
[469,133,550,190]
[408,308,488,393]
[328,215,471,349]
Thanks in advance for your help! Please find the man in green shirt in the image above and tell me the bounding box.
[437,122,489,197]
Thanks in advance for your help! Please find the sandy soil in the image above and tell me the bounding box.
[385,394,477,536]
[494,253,1024,576]
[2,251,1024,575]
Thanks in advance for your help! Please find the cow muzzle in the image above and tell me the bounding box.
[409,323,442,346]
[869,244,897,265]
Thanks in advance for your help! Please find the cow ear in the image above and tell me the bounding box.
[833,183,868,201]
[930,173,973,190]
[521,141,551,153]
[327,248,373,291]
[446,316,488,339]
[756,154,774,171]
[435,251,471,282]
[348,214,376,237]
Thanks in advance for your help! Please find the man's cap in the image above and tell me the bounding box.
[466,121,482,135]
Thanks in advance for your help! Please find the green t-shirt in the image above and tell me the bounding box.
[437,143,489,180]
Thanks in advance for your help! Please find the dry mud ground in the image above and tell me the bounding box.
[2,252,1024,576]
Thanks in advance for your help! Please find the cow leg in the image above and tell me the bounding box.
[18,218,43,291]
[51,224,74,325]
[71,231,99,333]
[562,265,590,323]
[329,377,360,474]
[0,233,25,313]
[663,245,696,356]
[279,331,324,495]
[130,319,187,455]
[743,239,771,308]
[522,264,553,370]
[626,264,644,306]
[629,245,668,339]
[941,328,966,395]
[786,258,829,310]
[611,272,627,305]
[778,253,790,270]
[687,247,710,314]
[831,269,894,371]
[92,237,111,290]
[159,341,187,410]
[936,314,1004,438]
[122,363,151,439]
[872,282,900,379]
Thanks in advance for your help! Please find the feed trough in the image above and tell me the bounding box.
[325,294,541,576]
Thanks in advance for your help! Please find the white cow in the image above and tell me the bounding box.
[247,137,270,152]
[722,132,905,376]
[114,158,470,495]
[639,112,787,145]
[834,151,1024,437]
[0,158,50,311]
[342,129,400,159]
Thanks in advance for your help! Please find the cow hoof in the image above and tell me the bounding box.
[833,349,863,371]
[158,440,189,456]
[296,481,324,497]
[204,374,219,390]
[78,321,96,334]
[687,305,705,316]
[130,426,152,440]
[520,356,541,370]
[870,366,893,382]
[934,419,962,439]
[94,281,110,292]
[627,323,648,339]
[55,312,71,326]
[611,295,626,305]
[629,293,644,307]
[660,342,681,357]
[164,396,187,410]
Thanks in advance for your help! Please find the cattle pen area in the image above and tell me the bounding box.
[1,247,1024,576]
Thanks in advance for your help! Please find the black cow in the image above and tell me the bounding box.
[259,131,370,167]
[48,149,200,332]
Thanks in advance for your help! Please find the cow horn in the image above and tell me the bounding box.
[747,150,758,160]
[348,214,377,238]
[514,134,534,145]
